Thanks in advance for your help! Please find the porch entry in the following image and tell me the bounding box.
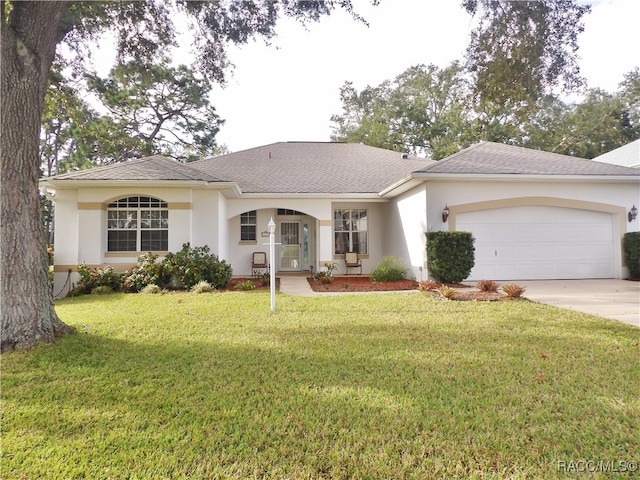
[278,221,311,271]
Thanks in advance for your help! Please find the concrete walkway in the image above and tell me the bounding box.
[279,276,640,328]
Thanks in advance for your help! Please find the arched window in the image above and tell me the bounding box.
[107,196,168,252]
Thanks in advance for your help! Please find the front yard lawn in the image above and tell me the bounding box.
[2,292,639,479]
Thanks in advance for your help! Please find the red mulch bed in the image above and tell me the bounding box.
[308,276,418,292]
[307,276,511,301]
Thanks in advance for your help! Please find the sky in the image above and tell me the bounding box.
[92,0,638,154]
[203,0,638,154]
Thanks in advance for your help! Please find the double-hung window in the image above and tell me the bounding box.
[334,209,368,254]
[107,196,168,252]
[240,210,257,241]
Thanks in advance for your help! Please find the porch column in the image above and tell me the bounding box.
[318,219,333,267]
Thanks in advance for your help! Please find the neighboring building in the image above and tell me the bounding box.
[593,139,640,168]
[41,141,640,297]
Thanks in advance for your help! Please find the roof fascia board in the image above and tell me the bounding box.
[378,175,423,197]
[412,173,640,183]
[40,179,240,190]
[239,192,387,201]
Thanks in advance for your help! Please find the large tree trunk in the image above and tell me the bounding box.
[1,2,73,351]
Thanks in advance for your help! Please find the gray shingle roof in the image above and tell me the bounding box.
[52,155,223,182]
[415,142,640,176]
[592,139,640,168]
[189,142,432,193]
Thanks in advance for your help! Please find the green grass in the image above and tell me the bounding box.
[2,292,639,479]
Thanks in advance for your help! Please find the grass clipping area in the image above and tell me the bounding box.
[3,292,639,479]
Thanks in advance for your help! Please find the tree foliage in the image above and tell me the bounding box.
[462,0,590,120]
[40,61,97,176]
[85,60,223,163]
[331,63,475,159]
[331,63,640,160]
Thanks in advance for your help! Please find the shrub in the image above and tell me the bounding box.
[502,284,526,298]
[324,262,339,276]
[163,243,233,289]
[91,286,114,295]
[426,231,475,283]
[140,284,162,294]
[370,256,406,282]
[436,285,456,300]
[477,279,499,292]
[123,252,167,292]
[191,280,215,294]
[313,263,338,284]
[75,263,123,294]
[418,280,439,292]
[256,272,270,286]
[623,232,640,279]
[235,280,256,291]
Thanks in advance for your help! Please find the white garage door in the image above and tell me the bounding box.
[457,206,615,280]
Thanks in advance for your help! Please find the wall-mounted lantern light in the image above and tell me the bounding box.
[629,205,638,222]
[442,205,450,223]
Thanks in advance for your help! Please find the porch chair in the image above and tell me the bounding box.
[344,251,362,275]
[251,251,269,277]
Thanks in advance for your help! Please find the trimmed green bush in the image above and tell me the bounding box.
[371,256,407,282]
[163,243,233,289]
[623,232,640,279]
[426,231,475,283]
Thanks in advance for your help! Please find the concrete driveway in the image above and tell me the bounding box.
[516,279,639,327]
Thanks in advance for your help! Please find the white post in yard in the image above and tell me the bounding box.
[267,217,277,311]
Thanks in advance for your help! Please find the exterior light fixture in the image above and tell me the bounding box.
[629,205,638,222]
[442,205,450,223]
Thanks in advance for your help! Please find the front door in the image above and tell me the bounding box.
[279,221,301,271]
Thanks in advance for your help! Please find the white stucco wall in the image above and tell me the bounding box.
[421,178,640,279]
[384,186,428,281]
[190,190,220,251]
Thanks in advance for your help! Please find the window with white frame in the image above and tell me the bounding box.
[334,209,368,254]
[107,196,168,252]
[240,210,257,241]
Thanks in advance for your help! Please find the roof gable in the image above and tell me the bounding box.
[415,142,640,176]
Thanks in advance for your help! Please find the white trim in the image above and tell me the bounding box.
[413,173,640,183]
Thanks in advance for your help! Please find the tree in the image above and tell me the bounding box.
[330,81,404,152]
[547,89,638,158]
[522,71,640,158]
[462,0,590,121]
[41,61,97,176]
[86,61,223,163]
[1,0,369,351]
[331,63,474,159]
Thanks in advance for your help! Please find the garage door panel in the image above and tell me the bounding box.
[456,206,614,280]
